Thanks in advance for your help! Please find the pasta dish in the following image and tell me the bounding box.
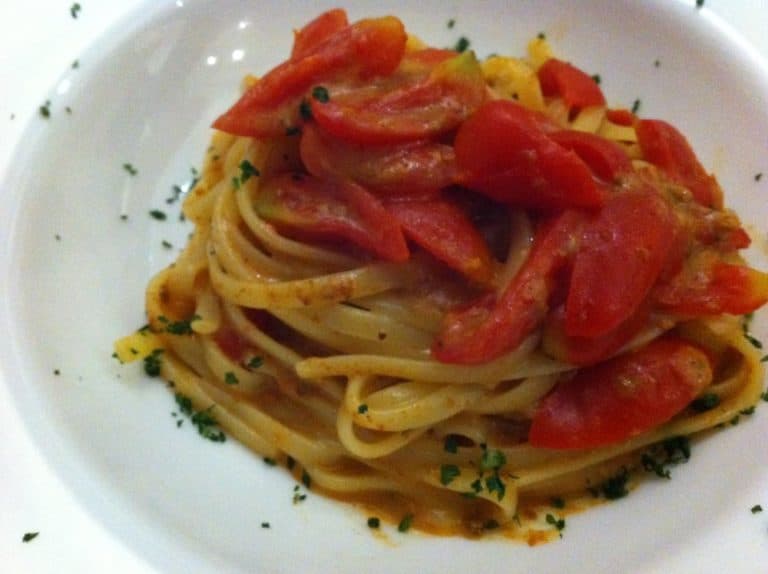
[116,9,767,539]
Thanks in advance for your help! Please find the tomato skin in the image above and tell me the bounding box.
[213,16,407,137]
[529,338,713,450]
[537,58,606,109]
[291,9,349,60]
[565,188,679,338]
[549,130,632,182]
[254,173,409,262]
[455,100,605,210]
[386,197,494,283]
[605,108,636,126]
[636,119,720,207]
[655,256,768,316]
[299,123,455,197]
[432,210,586,364]
[310,50,487,144]
[542,303,648,366]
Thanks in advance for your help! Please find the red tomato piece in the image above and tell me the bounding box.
[655,254,768,316]
[386,197,494,283]
[549,130,632,182]
[605,108,636,126]
[299,123,456,197]
[529,338,713,449]
[214,328,249,362]
[636,119,720,207]
[455,100,605,210]
[565,188,678,338]
[213,16,407,137]
[542,303,649,366]
[432,210,586,364]
[310,50,487,144]
[254,173,409,262]
[537,58,606,109]
[290,9,349,60]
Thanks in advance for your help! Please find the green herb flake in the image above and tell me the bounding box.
[537,32,546,40]
[545,513,566,534]
[755,172,763,182]
[483,519,500,530]
[311,86,330,103]
[397,513,414,533]
[261,522,270,528]
[53,369,61,376]
[447,18,455,29]
[751,504,763,514]
[263,457,277,466]
[631,99,641,114]
[740,406,756,416]
[224,371,239,385]
[286,455,296,470]
[690,393,720,412]
[231,176,241,190]
[39,100,51,119]
[600,467,630,500]
[696,0,704,8]
[551,496,565,509]
[485,474,506,501]
[299,99,313,121]
[161,240,173,249]
[367,517,381,529]
[123,163,138,176]
[454,37,471,53]
[239,160,260,183]
[22,532,39,543]
[149,209,167,221]
[191,406,226,442]
[443,435,459,454]
[72,60,80,69]
[143,349,164,377]
[301,469,312,489]
[439,464,460,486]
[357,403,369,414]
[70,3,81,18]
[158,314,199,335]
[761,390,768,402]
[246,356,264,370]
[591,74,601,85]
[641,453,671,479]
[480,448,507,471]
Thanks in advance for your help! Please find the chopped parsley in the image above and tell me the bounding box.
[123,163,138,176]
[299,99,313,121]
[175,393,226,442]
[454,36,470,53]
[447,18,455,29]
[755,172,763,182]
[397,513,414,533]
[301,469,312,489]
[22,532,39,543]
[591,74,601,85]
[65,106,72,115]
[740,406,756,416]
[599,467,630,500]
[357,403,369,414]
[149,209,167,221]
[483,519,500,530]
[246,356,263,370]
[53,369,61,376]
[72,59,80,69]
[239,160,260,183]
[263,457,277,466]
[39,100,51,118]
[143,349,164,377]
[161,240,173,249]
[292,484,307,504]
[367,516,380,528]
[70,3,81,19]
[311,85,330,103]
[690,393,720,412]
[224,372,239,385]
[761,390,768,402]
[439,464,460,486]
[443,435,459,454]
[551,496,565,509]
[261,522,270,528]
[480,448,506,471]
[484,474,506,501]
[631,98,641,114]
[165,184,183,205]
[752,504,763,514]
[654,59,661,68]
[696,0,704,8]
[158,314,199,335]
[537,31,546,40]
[545,513,566,534]
[287,455,296,470]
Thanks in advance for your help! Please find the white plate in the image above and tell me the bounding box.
[1,1,768,573]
